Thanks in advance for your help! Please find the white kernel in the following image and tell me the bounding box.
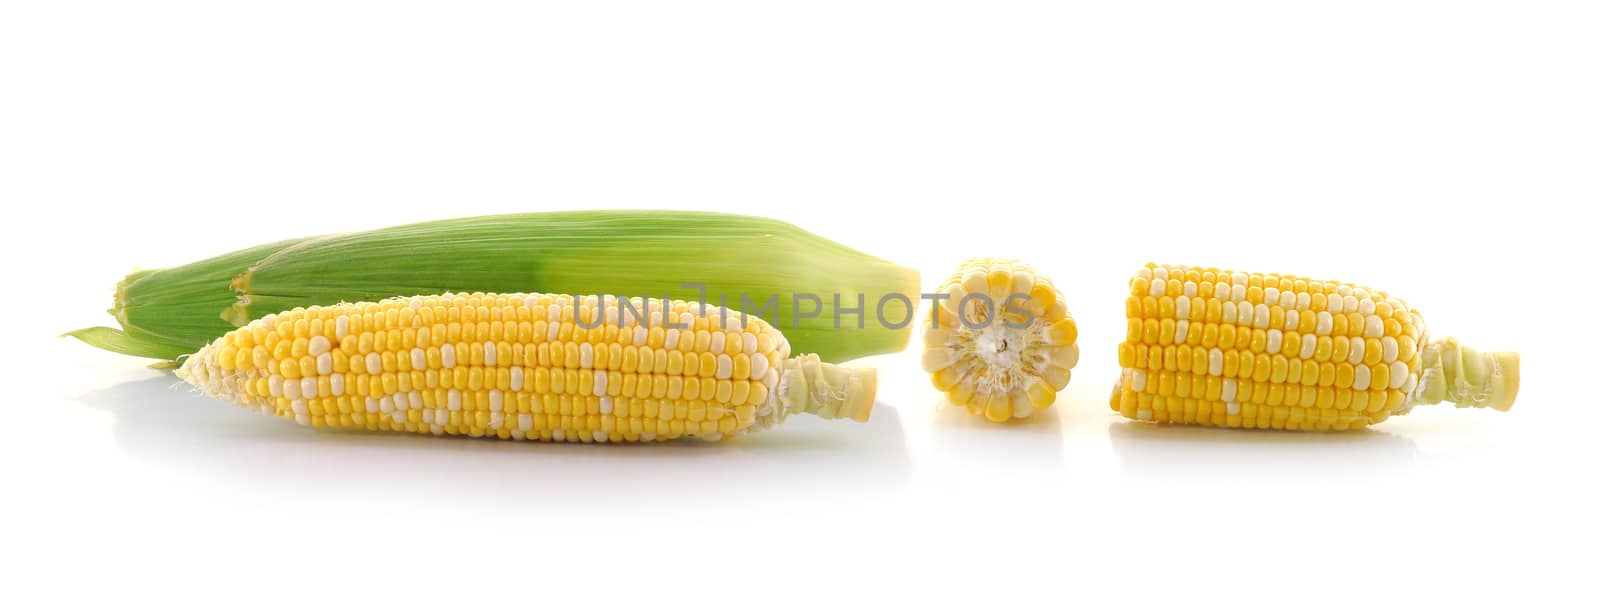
[1359,298,1376,316]
[268,375,284,397]
[1390,362,1410,388]
[1355,288,1370,299]
[1265,287,1279,304]
[308,336,331,356]
[490,413,504,429]
[484,342,496,366]
[1254,304,1270,328]
[1131,370,1148,392]
[1296,292,1311,310]
[1215,283,1231,300]
[1343,295,1359,313]
[1175,320,1190,343]
[640,432,657,442]
[1382,337,1399,363]
[580,343,594,368]
[394,392,409,411]
[1136,409,1153,420]
[1153,267,1168,281]
[594,371,608,396]
[1349,337,1366,364]
[1300,334,1317,359]
[1222,301,1238,324]
[742,332,759,353]
[300,378,318,399]
[316,353,332,375]
[1365,315,1384,338]
[364,397,379,413]
[750,353,770,380]
[1267,330,1283,354]
[510,366,524,391]
[405,348,422,370]
[1232,272,1248,285]
[600,397,613,415]
[283,379,301,400]
[1150,279,1166,297]
[1327,296,1344,314]
[429,424,443,435]
[1176,296,1190,319]
[665,328,680,350]
[1226,401,1240,416]
[1221,379,1237,402]
[518,414,533,430]
[1231,284,1246,301]
[632,327,647,345]
[365,352,383,374]
[1209,348,1224,376]
[552,429,566,441]
[409,391,421,408]
[335,315,349,338]
[1354,364,1371,391]
[510,430,526,440]
[716,354,733,379]
[447,390,461,411]
[710,332,726,353]
[441,344,456,368]
[1183,281,1197,298]
[1135,268,1152,280]
[489,390,503,412]
[379,396,394,414]
[1402,373,1418,394]
[416,327,430,348]
[1316,311,1333,335]
[1284,310,1299,331]
[1337,285,1353,297]
[546,304,562,324]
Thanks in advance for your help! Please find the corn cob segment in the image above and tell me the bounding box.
[1110,263,1520,430]
[921,258,1079,422]
[177,292,876,443]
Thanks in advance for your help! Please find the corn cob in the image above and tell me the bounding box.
[1111,263,1520,430]
[177,292,876,442]
[921,258,1079,422]
[72,211,920,365]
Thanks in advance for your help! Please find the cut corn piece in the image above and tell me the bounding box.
[1110,263,1520,431]
[178,292,877,443]
[921,258,1078,422]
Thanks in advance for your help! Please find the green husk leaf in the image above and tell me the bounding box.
[77,211,920,364]
[62,326,195,363]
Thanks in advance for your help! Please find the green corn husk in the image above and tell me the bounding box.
[70,211,920,364]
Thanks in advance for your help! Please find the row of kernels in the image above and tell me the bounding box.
[1122,368,1410,409]
[1120,344,1419,389]
[274,391,754,425]
[1125,298,1407,340]
[1126,324,1416,367]
[1121,333,1420,371]
[258,364,774,406]
[1115,394,1384,430]
[280,404,735,441]
[1136,264,1388,296]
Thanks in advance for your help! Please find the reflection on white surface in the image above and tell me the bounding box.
[1107,421,1420,483]
[76,375,911,514]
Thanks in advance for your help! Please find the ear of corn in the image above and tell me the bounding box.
[1110,263,1520,431]
[73,211,920,365]
[177,292,877,442]
[920,258,1079,422]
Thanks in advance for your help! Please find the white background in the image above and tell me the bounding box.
[3,2,1596,610]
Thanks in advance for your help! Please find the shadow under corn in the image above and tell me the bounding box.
[76,375,911,512]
